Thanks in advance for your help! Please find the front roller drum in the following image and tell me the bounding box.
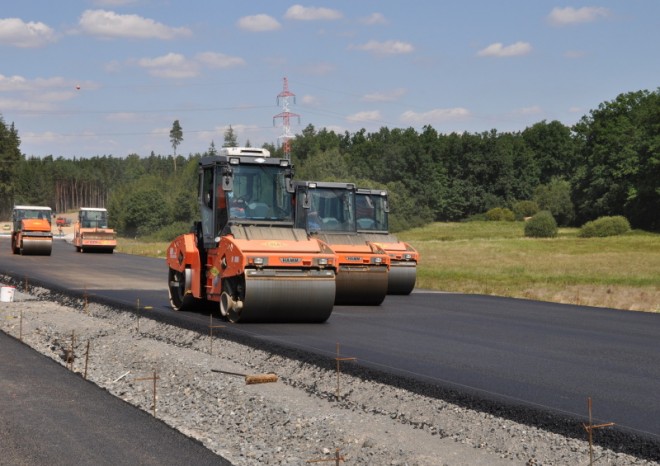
[335,266,388,306]
[387,263,417,295]
[20,238,52,256]
[221,270,336,323]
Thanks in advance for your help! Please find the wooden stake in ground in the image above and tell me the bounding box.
[135,370,159,417]
[582,396,614,466]
[136,299,152,334]
[67,330,75,370]
[307,448,345,465]
[83,341,90,379]
[335,342,356,400]
[208,314,225,355]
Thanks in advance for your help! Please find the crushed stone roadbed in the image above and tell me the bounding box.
[1,285,658,465]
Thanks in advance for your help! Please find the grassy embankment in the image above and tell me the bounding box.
[118,221,660,312]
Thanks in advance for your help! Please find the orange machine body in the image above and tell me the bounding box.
[11,206,53,256]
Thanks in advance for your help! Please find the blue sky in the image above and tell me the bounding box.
[2,1,658,159]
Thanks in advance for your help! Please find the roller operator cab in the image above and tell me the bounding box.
[355,189,419,295]
[73,208,117,253]
[166,147,337,323]
[293,181,390,305]
[11,205,53,256]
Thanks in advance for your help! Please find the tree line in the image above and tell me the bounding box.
[0,89,657,234]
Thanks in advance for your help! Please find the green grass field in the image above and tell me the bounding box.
[118,221,660,313]
[400,221,660,312]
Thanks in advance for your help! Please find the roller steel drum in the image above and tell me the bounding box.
[20,238,53,256]
[335,266,388,306]
[387,263,417,295]
[229,270,336,323]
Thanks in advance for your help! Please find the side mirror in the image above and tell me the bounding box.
[222,175,233,191]
[285,168,295,193]
[222,166,233,191]
[302,192,311,209]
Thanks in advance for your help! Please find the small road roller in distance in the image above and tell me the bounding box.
[11,205,53,256]
[73,207,117,253]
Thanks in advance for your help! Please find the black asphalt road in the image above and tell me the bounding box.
[0,331,230,466]
[2,238,659,441]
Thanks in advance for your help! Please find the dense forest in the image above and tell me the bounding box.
[0,89,658,235]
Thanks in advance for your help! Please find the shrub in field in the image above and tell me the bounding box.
[485,207,515,222]
[578,216,631,238]
[524,211,557,238]
[533,179,575,226]
[512,200,539,220]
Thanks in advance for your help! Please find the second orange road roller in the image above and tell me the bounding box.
[293,181,390,305]
[166,147,337,323]
[73,207,117,253]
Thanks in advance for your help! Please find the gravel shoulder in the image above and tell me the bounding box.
[1,285,658,466]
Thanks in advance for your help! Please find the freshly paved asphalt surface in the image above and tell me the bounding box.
[0,331,229,466]
[1,237,659,442]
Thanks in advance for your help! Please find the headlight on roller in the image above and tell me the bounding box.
[248,257,267,266]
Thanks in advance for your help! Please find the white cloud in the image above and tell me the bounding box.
[513,106,542,116]
[347,110,382,122]
[400,108,470,124]
[79,9,191,39]
[301,94,319,105]
[92,0,138,6]
[137,53,199,78]
[195,52,246,69]
[547,7,610,26]
[301,62,336,75]
[135,52,245,78]
[0,74,94,93]
[0,74,30,91]
[0,97,55,113]
[22,131,73,145]
[106,112,142,122]
[237,14,281,32]
[362,88,407,102]
[351,40,414,55]
[284,5,342,21]
[0,18,56,48]
[564,50,586,59]
[361,13,388,25]
[477,41,532,57]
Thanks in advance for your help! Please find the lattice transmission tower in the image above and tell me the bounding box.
[273,77,300,159]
